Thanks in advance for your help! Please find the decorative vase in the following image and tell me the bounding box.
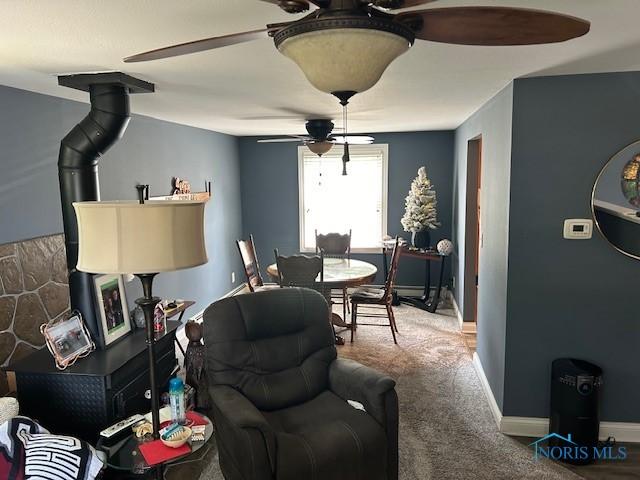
[131,306,146,330]
[411,230,431,249]
[437,239,454,256]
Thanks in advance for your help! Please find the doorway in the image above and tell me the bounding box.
[463,137,482,332]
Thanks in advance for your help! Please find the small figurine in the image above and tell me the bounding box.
[172,177,192,195]
[184,321,210,410]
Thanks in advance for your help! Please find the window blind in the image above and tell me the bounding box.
[299,145,388,251]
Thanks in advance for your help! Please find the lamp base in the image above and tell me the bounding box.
[135,273,162,441]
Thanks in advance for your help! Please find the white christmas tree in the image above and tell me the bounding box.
[401,167,440,232]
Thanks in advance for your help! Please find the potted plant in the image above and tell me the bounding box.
[401,166,440,249]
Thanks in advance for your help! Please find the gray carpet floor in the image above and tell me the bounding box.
[181,303,584,480]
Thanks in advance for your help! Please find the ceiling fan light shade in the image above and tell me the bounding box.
[277,27,412,95]
[307,141,334,156]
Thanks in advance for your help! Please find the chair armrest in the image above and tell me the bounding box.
[209,385,276,478]
[211,385,272,430]
[328,358,396,427]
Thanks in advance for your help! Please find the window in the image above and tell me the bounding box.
[298,144,388,252]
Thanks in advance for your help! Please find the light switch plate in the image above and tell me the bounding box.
[563,219,593,239]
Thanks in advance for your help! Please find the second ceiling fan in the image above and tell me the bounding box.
[258,118,374,175]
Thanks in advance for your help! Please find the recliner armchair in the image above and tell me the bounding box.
[204,288,398,480]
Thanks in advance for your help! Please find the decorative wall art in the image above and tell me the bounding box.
[592,139,640,259]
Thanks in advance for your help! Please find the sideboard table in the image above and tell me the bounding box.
[382,244,448,313]
[4,321,180,442]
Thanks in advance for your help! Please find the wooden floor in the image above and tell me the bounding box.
[514,437,640,479]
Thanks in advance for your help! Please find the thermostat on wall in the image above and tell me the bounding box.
[563,219,593,239]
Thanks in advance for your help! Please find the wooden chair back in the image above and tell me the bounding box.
[236,235,264,292]
[274,250,329,302]
[315,230,351,258]
[383,237,402,300]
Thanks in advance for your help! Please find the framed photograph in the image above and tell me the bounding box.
[94,274,132,346]
[40,311,95,370]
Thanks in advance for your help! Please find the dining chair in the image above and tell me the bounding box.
[274,249,324,292]
[315,229,352,259]
[315,229,352,320]
[350,237,401,344]
[236,235,276,292]
[274,250,337,340]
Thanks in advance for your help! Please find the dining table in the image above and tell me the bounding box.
[266,257,378,337]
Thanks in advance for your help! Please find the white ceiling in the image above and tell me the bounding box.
[2,0,640,136]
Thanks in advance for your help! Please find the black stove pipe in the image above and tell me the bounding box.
[57,73,154,346]
[58,84,131,343]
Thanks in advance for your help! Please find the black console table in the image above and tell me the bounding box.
[382,245,447,313]
[5,321,179,442]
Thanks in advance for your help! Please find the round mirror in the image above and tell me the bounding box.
[592,140,640,259]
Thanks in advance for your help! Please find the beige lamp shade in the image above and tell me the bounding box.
[73,200,208,274]
[277,28,411,95]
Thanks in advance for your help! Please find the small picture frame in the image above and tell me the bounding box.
[94,274,132,346]
[40,311,95,370]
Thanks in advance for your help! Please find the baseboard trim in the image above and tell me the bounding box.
[224,283,250,298]
[451,292,464,328]
[472,352,640,443]
[451,293,476,333]
[182,284,248,326]
[500,416,547,438]
[472,352,503,429]
[500,416,640,443]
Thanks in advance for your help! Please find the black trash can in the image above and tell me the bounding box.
[549,358,603,465]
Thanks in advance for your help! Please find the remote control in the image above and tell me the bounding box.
[99,414,145,446]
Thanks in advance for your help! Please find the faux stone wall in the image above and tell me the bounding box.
[0,234,69,394]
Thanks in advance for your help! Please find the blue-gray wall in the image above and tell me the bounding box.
[453,84,514,411]
[0,84,243,312]
[239,131,455,286]
[454,72,640,422]
[505,72,640,421]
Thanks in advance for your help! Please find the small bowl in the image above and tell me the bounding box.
[160,426,192,448]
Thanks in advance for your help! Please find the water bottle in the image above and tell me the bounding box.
[169,377,186,425]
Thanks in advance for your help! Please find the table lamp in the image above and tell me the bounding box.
[73,200,207,439]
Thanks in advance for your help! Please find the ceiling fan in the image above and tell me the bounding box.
[124,0,591,106]
[258,118,374,174]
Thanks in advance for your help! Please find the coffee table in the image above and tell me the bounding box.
[97,411,213,479]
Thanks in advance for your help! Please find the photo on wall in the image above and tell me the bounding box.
[94,274,132,346]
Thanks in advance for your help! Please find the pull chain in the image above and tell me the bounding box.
[342,102,350,176]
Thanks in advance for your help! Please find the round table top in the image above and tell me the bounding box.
[98,411,214,473]
[267,258,377,288]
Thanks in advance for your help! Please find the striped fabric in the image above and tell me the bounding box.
[0,416,103,480]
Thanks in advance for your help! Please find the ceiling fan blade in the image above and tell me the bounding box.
[257,136,309,143]
[398,7,590,46]
[124,28,274,63]
[374,0,438,10]
[331,135,375,145]
[259,0,329,10]
[398,0,437,7]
